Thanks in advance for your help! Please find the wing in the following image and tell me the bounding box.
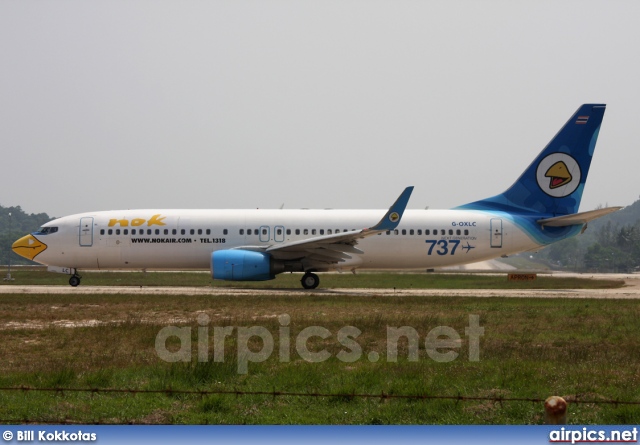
[233,187,413,269]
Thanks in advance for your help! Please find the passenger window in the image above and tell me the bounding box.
[247,229,252,235]
[262,229,267,235]
[206,229,211,235]
[464,229,469,235]
[295,229,300,235]
[181,229,186,235]
[100,229,105,235]
[164,229,168,235]
[320,229,324,235]
[124,229,129,235]
[449,229,453,235]
[108,229,113,235]
[240,229,244,235]
[132,229,137,235]
[335,229,340,233]
[116,229,120,235]
[286,229,291,235]
[190,229,195,235]
[410,229,414,235]
[224,229,228,235]
[155,229,160,235]
[197,229,202,235]
[327,229,332,234]
[441,230,445,235]
[386,231,390,235]
[402,229,406,235]
[417,229,422,235]
[425,230,430,235]
[456,229,461,235]
[312,229,316,235]
[277,228,282,235]
[172,229,177,235]
[394,230,399,235]
[303,229,308,235]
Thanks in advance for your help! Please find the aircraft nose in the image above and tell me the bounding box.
[12,234,48,261]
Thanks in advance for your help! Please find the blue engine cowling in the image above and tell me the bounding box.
[211,250,275,281]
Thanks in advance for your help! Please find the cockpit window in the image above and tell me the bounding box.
[36,227,58,234]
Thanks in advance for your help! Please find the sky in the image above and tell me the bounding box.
[1,0,639,218]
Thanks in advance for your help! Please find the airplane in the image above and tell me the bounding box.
[12,104,621,289]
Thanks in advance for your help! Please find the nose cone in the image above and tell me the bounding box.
[12,234,48,261]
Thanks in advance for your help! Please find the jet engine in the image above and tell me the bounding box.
[211,250,279,281]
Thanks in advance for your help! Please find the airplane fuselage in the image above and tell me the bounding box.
[27,208,571,272]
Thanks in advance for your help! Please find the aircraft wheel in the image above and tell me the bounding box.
[301,272,320,289]
[69,275,81,287]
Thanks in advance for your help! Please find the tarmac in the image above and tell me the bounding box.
[0,272,638,299]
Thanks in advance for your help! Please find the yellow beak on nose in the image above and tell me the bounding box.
[12,234,48,261]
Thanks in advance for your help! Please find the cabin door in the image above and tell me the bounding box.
[79,217,94,247]
[490,218,503,248]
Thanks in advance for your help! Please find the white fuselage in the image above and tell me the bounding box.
[31,208,538,272]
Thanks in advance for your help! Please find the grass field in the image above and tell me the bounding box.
[0,272,638,424]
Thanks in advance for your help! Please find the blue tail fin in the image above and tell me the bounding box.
[457,104,606,216]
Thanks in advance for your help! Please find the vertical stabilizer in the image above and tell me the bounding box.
[457,104,606,216]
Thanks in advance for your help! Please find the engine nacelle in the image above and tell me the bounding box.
[211,250,276,281]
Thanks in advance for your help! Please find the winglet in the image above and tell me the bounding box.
[369,186,414,231]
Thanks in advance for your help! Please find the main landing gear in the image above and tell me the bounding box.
[69,273,82,287]
[300,272,320,289]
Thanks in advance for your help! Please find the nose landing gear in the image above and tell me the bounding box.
[69,274,82,287]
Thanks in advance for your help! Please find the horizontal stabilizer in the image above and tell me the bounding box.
[537,207,622,227]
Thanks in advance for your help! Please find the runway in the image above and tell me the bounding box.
[1,273,638,299]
